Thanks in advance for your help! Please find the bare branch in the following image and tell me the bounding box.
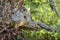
[49,0,58,16]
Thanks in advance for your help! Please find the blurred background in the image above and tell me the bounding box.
[18,0,60,40]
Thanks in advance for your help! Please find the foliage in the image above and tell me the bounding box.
[21,0,60,40]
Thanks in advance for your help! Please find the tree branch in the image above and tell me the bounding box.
[49,0,58,16]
